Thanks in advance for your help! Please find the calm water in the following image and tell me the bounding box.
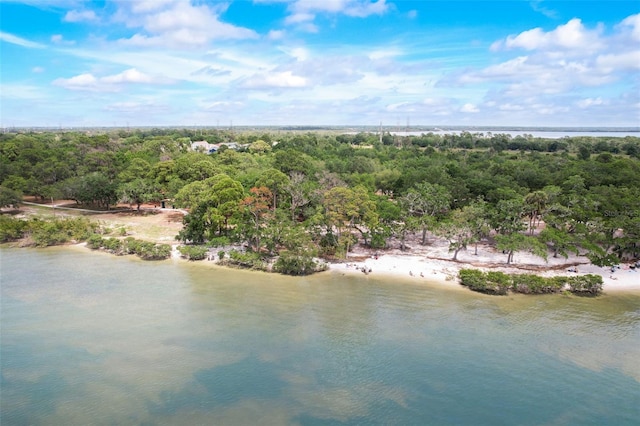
[391,130,640,138]
[2,247,639,425]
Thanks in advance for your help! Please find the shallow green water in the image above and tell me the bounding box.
[1,247,639,425]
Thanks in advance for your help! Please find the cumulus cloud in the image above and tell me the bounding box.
[450,13,640,104]
[596,50,640,71]
[491,18,604,52]
[618,13,640,41]
[53,68,172,91]
[63,9,98,23]
[116,0,258,48]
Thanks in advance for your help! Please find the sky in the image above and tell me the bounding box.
[1,0,639,128]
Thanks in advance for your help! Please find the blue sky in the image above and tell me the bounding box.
[1,0,639,128]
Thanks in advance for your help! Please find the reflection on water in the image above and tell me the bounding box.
[1,247,639,425]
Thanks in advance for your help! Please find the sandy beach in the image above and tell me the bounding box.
[328,239,640,293]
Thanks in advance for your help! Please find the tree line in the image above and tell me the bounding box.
[1,129,639,274]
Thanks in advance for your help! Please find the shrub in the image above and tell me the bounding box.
[178,245,208,261]
[273,253,323,276]
[227,249,267,270]
[218,250,225,260]
[485,271,511,295]
[458,269,486,290]
[134,241,171,260]
[512,274,564,294]
[122,237,141,255]
[208,236,231,247]
[0,216,28,242]
[120,237,171,260]
[567,274,603,296]
[102,237,123,254]
[459,269,603,297]
[459,269,511,294]
[86,233,104,250]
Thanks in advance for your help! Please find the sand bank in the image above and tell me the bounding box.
[328,243,640,294]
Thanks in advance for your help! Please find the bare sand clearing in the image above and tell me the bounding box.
[329,237,640,293]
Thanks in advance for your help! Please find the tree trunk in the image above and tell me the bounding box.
[421,227,427,245]
[507,250,514,265]
[453,247,460,261]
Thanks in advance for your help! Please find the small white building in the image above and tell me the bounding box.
[190,140,218,153]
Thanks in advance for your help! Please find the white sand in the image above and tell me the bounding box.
[328,239,640,293]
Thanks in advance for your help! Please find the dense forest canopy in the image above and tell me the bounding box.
[1,128,639,273]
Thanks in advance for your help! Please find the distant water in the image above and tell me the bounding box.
[2,247,639,425]
[390,130,640,138]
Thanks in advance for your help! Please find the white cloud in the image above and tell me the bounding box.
[202,101,245,113]
[32,66,45,73]
[498,103,524,111]
[116,1,258,48]
[0,31,46,49]
[268,30,286,40]
[460,103,479,113]
[618,13,640,41]
[279,46,309,61]
[102,68,154,84]
[104,101,170,114]
[284,0,389,28]
[129,0,180,14]
[530,0,558,19]
[63,9,98,23]
[241,71,308,89]
[492,18,603,52]
[597,50,640,71]
[53,68,172,92]
[51,34,75,45]
[577,97,605,108]
[285,12,315,25]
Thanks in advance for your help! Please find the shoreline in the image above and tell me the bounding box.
[4,238,639,295]
[67,242,640,295]
[326,252,640,294]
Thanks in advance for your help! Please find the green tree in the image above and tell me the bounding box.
[524,190,548,234]
[401,182,451,245]
[323,185,377,256]
[241,186,273,252]
[495,232,547,265]
[284,171,312,221]
[0,186,21,208]
[176,174,245,242]
[256,168,289,211]
[120,179,159,211]
[248,140,272,154]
